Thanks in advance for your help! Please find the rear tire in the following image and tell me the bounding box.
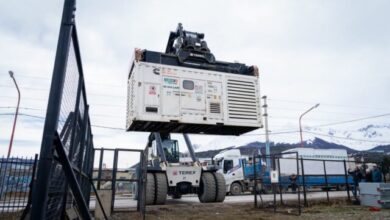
[214,173,226,202]
[262,184,273,194]
[154,173,168,205]
[230,182,242,196]
[146,173,155,205]
[337,185,346,191]
[277,185,287,194]
[198,172,216,203]
[321,186,331,192]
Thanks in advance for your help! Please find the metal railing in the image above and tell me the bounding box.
[245,152,362,215]
[92,148,147,218]
[0,155,38,216]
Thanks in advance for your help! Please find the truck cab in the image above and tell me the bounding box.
[148,138,180,167]
[214,149,248,195]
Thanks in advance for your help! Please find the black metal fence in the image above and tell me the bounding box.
[30,0,96,219]
[245,152,361,215]
[92,148,147,216]
[0,155,38,216]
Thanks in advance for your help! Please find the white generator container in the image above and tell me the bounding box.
[127,60,262,135]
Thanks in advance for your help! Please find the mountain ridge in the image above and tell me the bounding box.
[195,137,390,159]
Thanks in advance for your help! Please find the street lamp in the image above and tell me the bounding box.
[8,71,20,158]
[299,103,320,148]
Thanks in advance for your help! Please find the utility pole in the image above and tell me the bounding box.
[262,96,271,172]
[8,71,20,158]
[299,103,320,148]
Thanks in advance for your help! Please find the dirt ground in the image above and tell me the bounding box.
[113,200,390,220]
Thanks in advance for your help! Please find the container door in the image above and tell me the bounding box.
[161,76,180,117]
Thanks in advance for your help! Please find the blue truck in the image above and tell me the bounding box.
[243,153,354,193]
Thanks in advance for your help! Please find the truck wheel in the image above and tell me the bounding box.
[198,172,216,203]
[154,173,168,205]
[146,173,155,205]
[230,182,242,196]
[321,186,331,192]
[214,172,226,202]
[337,185,346,191]
[262,184,273,194]
[277,185,287,194]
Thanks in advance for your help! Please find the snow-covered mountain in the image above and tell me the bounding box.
[197,123,390,152]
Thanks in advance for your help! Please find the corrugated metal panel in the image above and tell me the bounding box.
[227,79,258,121]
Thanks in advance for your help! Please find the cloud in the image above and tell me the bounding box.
[1,0,390,160]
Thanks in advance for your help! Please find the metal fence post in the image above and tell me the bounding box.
[141,148,148,220]
[343,160,351,201]
[97,148,104,190]
[323,160,329,203]
[277,158,283,205]
[111,149,119,212]
[253,153,257,208]
[86,137,95,205]
[300,157,307,207]
[296,152,301,215]
[272,155,277,213]
[20,155,38,219]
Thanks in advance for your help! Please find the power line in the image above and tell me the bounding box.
[91,124,125,130]
[1,85,126,98]
[0,95,125,108]
[1,73,123,88]
[1,112,125,130]
[269,115,340,122]
[269,106,376,117]
[0,108,123,120]
[310,113,390,128]
[2,113,390,144]
[268,98,390,110]
[0,106,43,111]
[0,85,47,91]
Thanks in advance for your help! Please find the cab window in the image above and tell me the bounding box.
[162,140,180,163]
[223,160,234,174]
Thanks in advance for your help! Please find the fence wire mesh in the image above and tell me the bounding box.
[30,0,95,219]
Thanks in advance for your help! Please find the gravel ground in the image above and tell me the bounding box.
[112,200,390,220]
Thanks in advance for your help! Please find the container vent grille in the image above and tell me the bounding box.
[209,102,221,114]
[227,79,258,120]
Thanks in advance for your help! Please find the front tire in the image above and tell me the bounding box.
[146,173,155,205]
[230,182,242,196]
[214,173,226,202]
[198,172,216,203]
[154,173,168,205]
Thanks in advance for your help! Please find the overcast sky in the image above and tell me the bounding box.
[1,0,390,166]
